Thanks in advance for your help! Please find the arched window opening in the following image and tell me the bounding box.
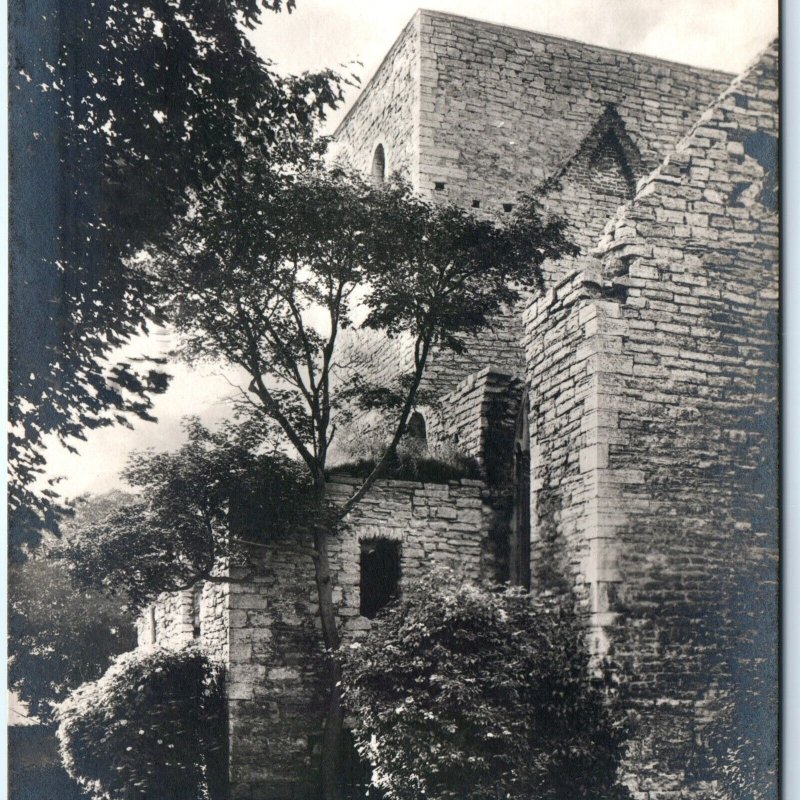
[407,411,427,443]
[371,144,386,185]
[510,391,531,590]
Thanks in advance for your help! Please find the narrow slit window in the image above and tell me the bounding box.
[371,144,386,185]
[434,181,446,191]
[192,584,202,639]
[360,539,401,619]
[472,199,481,208]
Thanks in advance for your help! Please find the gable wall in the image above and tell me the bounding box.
[334,12,734,411]
[333,14,421,185]
[416,11,732,214]
[525,42,779,797]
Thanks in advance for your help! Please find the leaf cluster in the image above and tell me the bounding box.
[361,187,577,352]
[340,575,631,800]
[9,0,346,552]
[56,645,227,800]
[150,163,575,496]
[58,417,314,609]
[9,503,138,724]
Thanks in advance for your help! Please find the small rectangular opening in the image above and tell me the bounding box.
[472,199,481,208]
[434,181,446,191]
[192,584,202,639]
[503,202,514,212]
[360,539,401,619]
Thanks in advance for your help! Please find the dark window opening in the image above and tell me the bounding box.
[406,411,427,442]
[371,144,386,185]
[192,584,202,639]
[434,181,446,191]
[503,202,514,212]
[472,199,481,208]
[360,539,401,619]
[510,391,531,590]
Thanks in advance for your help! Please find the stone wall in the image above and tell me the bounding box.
[334,10,734,408]
[137,580,229,663]
[143,475,497,799]
[413,10,732,213]
[524,41,779,798]
[523,270,622,649]
[427,367,523,487]
[332,13,420,186]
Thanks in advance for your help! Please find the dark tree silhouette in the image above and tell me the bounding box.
[8,493,138,724]
[9,0,346,553]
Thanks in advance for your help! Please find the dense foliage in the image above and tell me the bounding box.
[149,160,574,501]
[56,646,227,800]
[341,576,632,800]
[9,493,137,724]
[131,160,575,796]
[9,0,345,552]
[59,417,313,609]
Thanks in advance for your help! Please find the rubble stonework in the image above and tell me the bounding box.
[143,12,778,798]
[523,40,779,797]
[142,476,499,799]
[336,10,734,401]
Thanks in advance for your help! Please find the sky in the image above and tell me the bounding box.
[40,0,779,499]
[251,0,778,132]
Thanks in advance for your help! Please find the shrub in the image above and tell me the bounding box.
[56,646,226,800]
[327,451,479,484]
[340,575,631,800]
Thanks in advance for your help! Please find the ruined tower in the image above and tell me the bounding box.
[143,12,779,798]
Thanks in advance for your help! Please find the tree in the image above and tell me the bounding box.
[340,575,632,800]
[60,417,313,609]
[142,157,576,798]
[9,493,138,724]
[56,645,227,800]
[9,0,346,552]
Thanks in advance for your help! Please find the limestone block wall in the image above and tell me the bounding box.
[414,11,732,212]
[137,581,230,663]
[523,271,617,642]
[524,41,778,798]
[332,13,420,185]
[142,476,496,799]
[336,307,526,406]
[427,367,523,486]
[334,10,733,411]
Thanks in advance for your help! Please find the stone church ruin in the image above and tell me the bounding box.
[140,11,779,798]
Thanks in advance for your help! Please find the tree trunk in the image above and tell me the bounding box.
[312,521,344,800]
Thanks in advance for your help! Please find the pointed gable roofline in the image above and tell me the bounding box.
[593,36,779,275]
[541,103,645,197]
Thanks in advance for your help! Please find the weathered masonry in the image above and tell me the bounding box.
[143,11,779,799]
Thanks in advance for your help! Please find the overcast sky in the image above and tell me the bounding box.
[41,0,778,500]
[252,0,778,132]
